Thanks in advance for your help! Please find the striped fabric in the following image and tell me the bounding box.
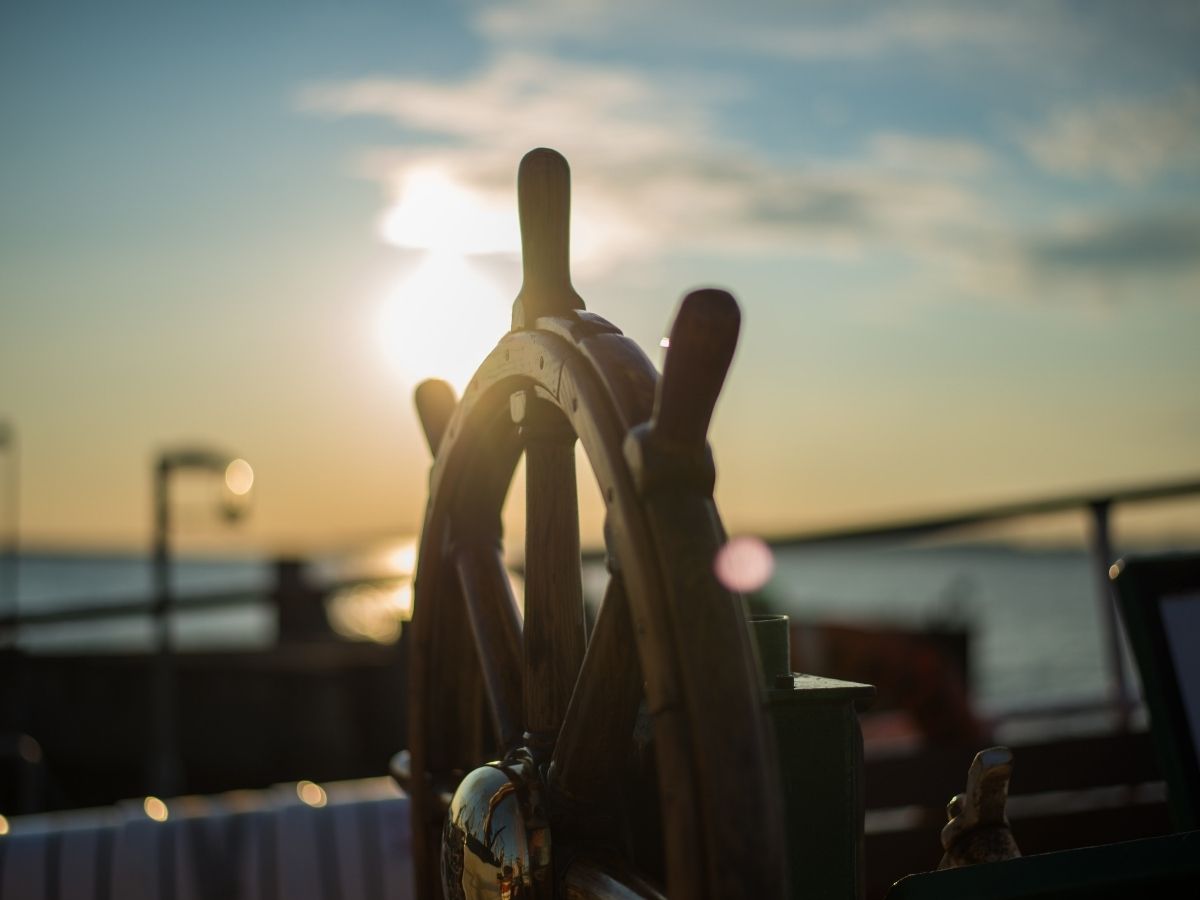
[0,779,413,900]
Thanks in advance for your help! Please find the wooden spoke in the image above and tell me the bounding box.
[551,574,643,819]
[414,379,458,455]
[410,555,485,900]
[654,289,740,449]
[512,147,584,328]
[516,394,587,751]
[454,540,524,753]
[422,563,485,776]
[563,855,667,900]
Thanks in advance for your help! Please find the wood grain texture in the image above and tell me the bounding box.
[519,398,587,748]
[563,854,667,900]
[454,541,524,753]
[653,289,740,449]
[550,574,643,817]
[411,321,783,898]
[617,288,786,898]
[408,149,786,899]
[414,379,457,456]
[639,488,788,900]
[409,553,483,900]
[513,148,584,328]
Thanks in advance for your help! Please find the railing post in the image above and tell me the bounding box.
[0,421,17,648]
[1087,500,1132,730]
[150,458,182,797]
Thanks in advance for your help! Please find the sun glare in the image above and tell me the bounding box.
[375,169,521,391]
[379,251,510,392]
[381,167,518,255]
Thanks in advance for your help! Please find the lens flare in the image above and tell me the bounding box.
[714,536,775,593]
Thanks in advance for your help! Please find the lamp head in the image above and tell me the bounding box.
[220,458,254,523]
[156,448,254,525]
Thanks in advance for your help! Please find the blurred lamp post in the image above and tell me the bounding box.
[0,421,16,648]
[150,447,253,796]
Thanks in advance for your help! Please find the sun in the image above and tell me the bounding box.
[380,167,518,256]
[376,168,518,392]
[378,250,511,392]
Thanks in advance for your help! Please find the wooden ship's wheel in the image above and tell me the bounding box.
[401,149,787,899]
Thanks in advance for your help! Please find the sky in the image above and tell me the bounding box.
[1,0,1199,555]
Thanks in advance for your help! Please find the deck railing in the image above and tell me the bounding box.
[3,476,1198,739]
[770,474,1200,729]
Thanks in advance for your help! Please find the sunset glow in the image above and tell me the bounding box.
[378,251,510,392]
[2,3,1197,551]
[380,168,518,255]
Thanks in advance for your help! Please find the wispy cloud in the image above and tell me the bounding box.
[936,211,1200,309]
[713,6,1033,62]
[475,1,1046,62]
[1016,87,1200,184]
[1028,212,1200,276]
[300,53,984,270]
[302,10,1200,309]
[867,133,993,178]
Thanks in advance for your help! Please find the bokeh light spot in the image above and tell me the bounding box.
[297,780,328,808]
[714,536,775,593]
[224,458,254,496]
[143,796,169,822]
[326,580,412,644]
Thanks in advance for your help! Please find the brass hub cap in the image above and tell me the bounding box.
[442,750,552,899]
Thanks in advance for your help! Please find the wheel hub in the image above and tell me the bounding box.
[442,750,552,900]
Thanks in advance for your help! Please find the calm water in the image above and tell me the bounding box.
[768,544,1109,714]
[4,544,1122,712]
[6,552,274,652]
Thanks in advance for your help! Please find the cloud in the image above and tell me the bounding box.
[299,53,714,168]
[1029,212,1200,275]
[300,53,985,270]
[301,36,1198,311]
[933,211,1200,309]
[1017,87,1200,184]
[474,1,1041,62]
[716,5,1031,62]
[867,133,993,177]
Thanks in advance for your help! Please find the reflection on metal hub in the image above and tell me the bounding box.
[442,752,551,899]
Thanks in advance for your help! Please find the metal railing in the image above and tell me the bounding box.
[769,474,1200,729]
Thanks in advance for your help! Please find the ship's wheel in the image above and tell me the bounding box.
[401,149,786,899]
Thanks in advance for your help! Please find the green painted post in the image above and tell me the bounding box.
[750,613,876,900]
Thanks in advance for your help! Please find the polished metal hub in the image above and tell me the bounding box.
[442,751,552,900]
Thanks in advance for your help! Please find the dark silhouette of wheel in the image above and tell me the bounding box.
[401,149,786,899]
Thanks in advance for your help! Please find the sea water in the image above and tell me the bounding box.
[6,552,274,652]
[3,544,1122,713]
[768,544,1109,715]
